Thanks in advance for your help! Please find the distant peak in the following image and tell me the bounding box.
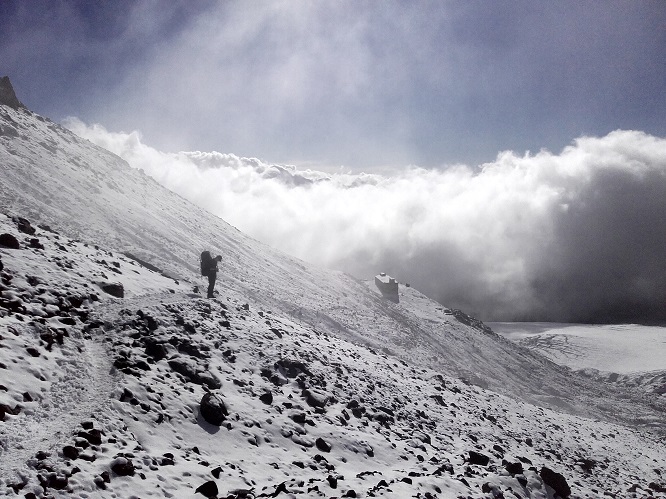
[0,76,24,110]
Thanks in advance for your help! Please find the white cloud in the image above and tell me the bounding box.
[65,117,666,323]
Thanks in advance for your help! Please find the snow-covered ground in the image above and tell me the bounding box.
[491,322,666,402]
[489,323,666,374]
[1,214,665,498]
[1,83,665,498]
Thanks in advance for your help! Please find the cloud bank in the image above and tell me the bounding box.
[66,118,666,323]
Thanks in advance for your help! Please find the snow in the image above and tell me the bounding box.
[0,98,665,498]
[489,322,666,374]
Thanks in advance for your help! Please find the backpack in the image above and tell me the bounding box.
[200,250,213,276]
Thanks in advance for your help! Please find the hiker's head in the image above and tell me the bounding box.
[215,255,222,261]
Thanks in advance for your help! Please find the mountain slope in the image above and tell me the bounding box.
[1,91,664,431]
[1,214,664,498]
[0,81,665,497]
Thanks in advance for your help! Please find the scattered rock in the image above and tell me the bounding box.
[200,392,228,426]
[0,403,22,421]
[316,437,332,453]
[504,461,523,475]
[0,233,20,249]
[467,450,490,466]
[77,429,103,446]
[145,338,169,361]
[540,466,571,498]
[168,357,221,389]
[63,445,80,460]
[111,457,135,476]
[259,391,273,405]
[303,388,330,408]
[195,480,219,497]
[14,217,36,235]
[99,282,124,298]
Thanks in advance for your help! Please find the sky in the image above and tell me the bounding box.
[1,0,665,171]
[3,1,666,323]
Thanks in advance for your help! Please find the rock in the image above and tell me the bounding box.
[29,238,44,249]
[275,358,311,378]
[78,429,103,446]
[0,76,23,109]
[540,466,571,498]
[26,347,40,357]
[259,391,273,405]
[195,480,218,497]
[0,403,21,421]
[504,461,523,475]
[649,482,666,493]
[303,388,330,408]
[99,282,124,298]
[0,233,20,249]
[111,457,135,476]
[200,392,228,426]
[467,450,490,466]
[316,437,332,453]
[14,217,35,235]
[145,338,169,361]
[48,474,68,490]
[168,357,221,389]
[63,445,80,460]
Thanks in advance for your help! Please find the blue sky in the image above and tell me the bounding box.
[2,0,665,171]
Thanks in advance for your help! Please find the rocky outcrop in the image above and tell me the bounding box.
[0,76,24,110]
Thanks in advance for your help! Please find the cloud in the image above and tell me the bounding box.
[65,117,666,323]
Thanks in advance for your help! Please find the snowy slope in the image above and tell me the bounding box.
[0,83,665,497]
[490,322,666,399]
[1,215,665,498]
[2,94,665,431]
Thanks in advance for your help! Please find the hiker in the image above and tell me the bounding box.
[201,251,222,298]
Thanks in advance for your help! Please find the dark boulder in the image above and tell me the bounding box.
[77,429,103,446]
[63,446,80,460]
[275,358,311,378]
[29,238,44,249]
[0,403,22,421]
[0,233,20,249]
[540,466,571,498]
[467,450,490,466]
[99,282,124,298]
[111,457,135,476]
[259,391,273,405]
[14,217,35,235]
[504,461,523,475]
[145,338,169,361]
[316,437,332,453]
[195,480,218,497]
[200,392,228,426]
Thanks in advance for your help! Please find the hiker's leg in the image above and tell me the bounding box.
[207,272,216,298]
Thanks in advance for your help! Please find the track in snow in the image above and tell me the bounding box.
[0,330,117,483]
